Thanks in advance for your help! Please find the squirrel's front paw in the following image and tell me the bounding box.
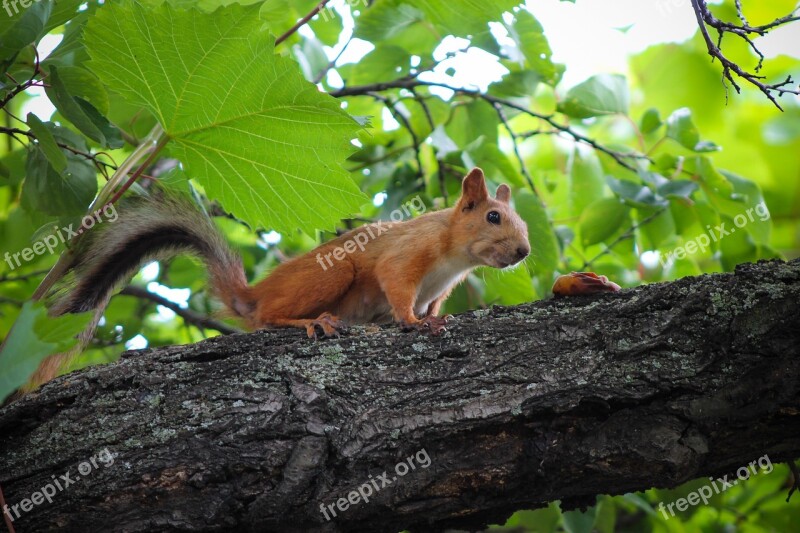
[402,315,450,335]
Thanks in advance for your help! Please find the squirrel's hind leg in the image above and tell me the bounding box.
[266,313,346,338]
[252,255,355,338]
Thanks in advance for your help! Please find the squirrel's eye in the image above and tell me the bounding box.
[487,211,501,225]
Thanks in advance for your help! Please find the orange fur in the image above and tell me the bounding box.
[241,168,530,335]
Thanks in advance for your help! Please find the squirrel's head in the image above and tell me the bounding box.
[453,168,530,269]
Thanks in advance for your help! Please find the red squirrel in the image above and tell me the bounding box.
[29,168,530,389]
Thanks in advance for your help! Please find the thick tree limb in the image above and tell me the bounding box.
[1,259,799,532]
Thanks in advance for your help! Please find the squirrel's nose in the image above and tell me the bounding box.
[516,246,530,259]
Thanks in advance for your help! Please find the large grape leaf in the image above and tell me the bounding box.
[84,1,365,234]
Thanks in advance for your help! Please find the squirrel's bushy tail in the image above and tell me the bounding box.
[18,191,253,396]
[50,191,254,320]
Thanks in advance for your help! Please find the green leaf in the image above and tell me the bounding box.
[666,108,720,152]
[719,215,758,270]
[22,142,98,217]
[640,108,662,135]
[489,68,541,98]
[445,99,498,148]
[45,66,124,148]
[503,502,562,532]
[504,9,563,86]
[579,197,630,246]
[569,148,605,216]
[658,179,698,199]
[638,206,675,249]
[0,0,53,65]
[563,507,597,533]
[84,1,365,234]
[341,45,410,85]
[26,113,67,172]
[44,0,85,33]
[355,1,425,41]
[404,0,520,38]
[558,74,629,119]
[0,300,91,403]
[41,6,93,68]
[47,65,110,114]
[515,190,560,279]
[607,176,668,208]
[593,496,617,533]
[687,156,733,197]
[713,171,772,245]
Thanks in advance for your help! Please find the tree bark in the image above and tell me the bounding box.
[1,259,799,532]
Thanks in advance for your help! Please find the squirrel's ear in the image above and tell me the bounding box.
[495,184,511,204]
[459,168,488,211]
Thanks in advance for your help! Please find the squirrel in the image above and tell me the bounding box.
[27,168,530,391]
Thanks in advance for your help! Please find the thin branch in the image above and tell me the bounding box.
[275,0,332,46]
[0,269,51,284]
[493,102,538,195]
[0,48,45,110]
[119,286,242,336]
[347,145,415,172]
[369,92,424,177]
[690,0,800,110]
[313,36,352,84]
[581,207,668,270]
[0,126,118,174]
[331,78,647,172]
[409,87,448,204]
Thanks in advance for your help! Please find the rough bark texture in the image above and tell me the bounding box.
[1,259,799,532]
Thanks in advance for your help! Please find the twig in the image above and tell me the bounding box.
[493,102,538,195]
[581,207,667,270]
[119,286,242,335]
[369,92,424,177]
[409,87,448,204]
[313,36,352,84]
[0,48,45,111]
[275,0,332,45]
[690,0,800,110]
[0,269,51,283]
[0,126,118,173]
[348,145,415,172]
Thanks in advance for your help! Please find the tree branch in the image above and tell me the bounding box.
[2,259,799,531]
[690,0,800,110]
[331,78,648,172]
[119,286,242,335]
[275,0,332,46]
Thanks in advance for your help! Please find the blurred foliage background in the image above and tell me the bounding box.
[1,0,798,530]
